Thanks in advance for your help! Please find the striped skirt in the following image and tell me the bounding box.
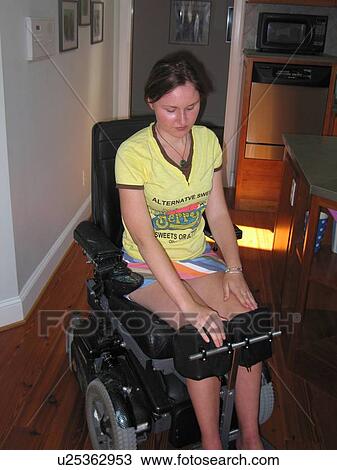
[123,244,227,289]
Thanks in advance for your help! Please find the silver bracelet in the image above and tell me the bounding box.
[224,266,243,274]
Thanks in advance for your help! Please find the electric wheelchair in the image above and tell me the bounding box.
[66,116,280,450]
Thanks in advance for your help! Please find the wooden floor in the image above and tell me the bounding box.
[0,209,335,449]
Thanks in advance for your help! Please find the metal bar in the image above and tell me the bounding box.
[219,349,240,449]
[226,348,241,391]
[188,330,281,362]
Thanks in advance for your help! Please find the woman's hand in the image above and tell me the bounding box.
[222,272,257,311]
[183,301,226,348]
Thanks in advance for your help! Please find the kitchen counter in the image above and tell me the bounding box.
[272,137,337,443]
[283,134,337,203]
[244,49,337,65]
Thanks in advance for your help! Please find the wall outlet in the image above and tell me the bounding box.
[82,170,86,187]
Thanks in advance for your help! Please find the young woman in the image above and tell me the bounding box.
[115,52,264,450]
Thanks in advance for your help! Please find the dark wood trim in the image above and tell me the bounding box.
[323,65,337,136]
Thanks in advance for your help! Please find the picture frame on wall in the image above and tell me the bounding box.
[59,0,79,52]
[91,1,104,44]
[169,0,211,46]
[79,0,90,26]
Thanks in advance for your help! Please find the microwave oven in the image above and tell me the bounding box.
[256,13,328,55]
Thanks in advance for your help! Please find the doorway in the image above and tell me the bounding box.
[130,0,234,127]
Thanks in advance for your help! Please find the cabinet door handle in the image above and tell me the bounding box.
[290,178,296,207]
[225,6,233,43]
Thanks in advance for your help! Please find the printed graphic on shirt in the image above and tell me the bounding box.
[151,191,211,207]
[151,202,206,231]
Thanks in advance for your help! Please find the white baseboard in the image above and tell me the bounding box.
[0,296,24,327]
[19,196,91,321]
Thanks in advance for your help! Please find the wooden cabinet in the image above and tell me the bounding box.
[246,1,337,6]
[235,55,337,212]
[235,57,284,212]
[290,195,337,398]
[273,154,312,308]
[272,146,337,398]
[272,154,310,356]
[271,157,298,307]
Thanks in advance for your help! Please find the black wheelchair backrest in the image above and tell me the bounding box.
[91,116,154,247]
[91,116,224,247]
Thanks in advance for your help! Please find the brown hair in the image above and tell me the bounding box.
[144,51,212,104]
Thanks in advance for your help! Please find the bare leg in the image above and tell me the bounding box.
[129,273,263,450]
[235,363,264,450]
[187,274,263,449]
[185,376,222,450]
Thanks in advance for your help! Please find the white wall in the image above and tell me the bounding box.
[0,32,23,325]
[0,0,114,326]
[223,0,246,187]
[112,0,132,119]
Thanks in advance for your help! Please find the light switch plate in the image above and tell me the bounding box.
[25,17,56,61]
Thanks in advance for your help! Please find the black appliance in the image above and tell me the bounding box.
[256,12,328,55]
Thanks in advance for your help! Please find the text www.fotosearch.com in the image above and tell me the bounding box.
[139,453,280,466]
[56,452,280,467]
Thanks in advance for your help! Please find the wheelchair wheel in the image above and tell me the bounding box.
[258,369,275,424]
[86,378,137,450]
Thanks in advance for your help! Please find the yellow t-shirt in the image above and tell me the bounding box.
[115,123,222,261]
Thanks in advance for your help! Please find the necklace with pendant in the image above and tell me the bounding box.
[155,126,189,168]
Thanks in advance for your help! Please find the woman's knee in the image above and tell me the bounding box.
[186,274,250,317]
[224,294,251,317]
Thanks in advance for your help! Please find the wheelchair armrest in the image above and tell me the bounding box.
[74,220,121,260]
[74,220,122,269]
[74,221,144,294]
